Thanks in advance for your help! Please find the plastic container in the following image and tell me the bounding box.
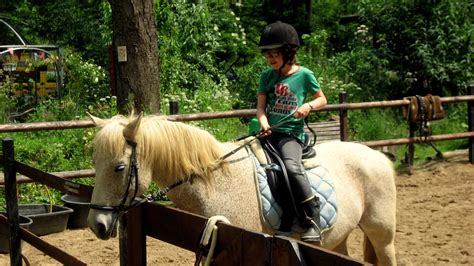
[18,204,73,236]
[0,215,33,253]
[61,194,91,229]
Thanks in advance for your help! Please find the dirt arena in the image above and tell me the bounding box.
[1,150,472,265]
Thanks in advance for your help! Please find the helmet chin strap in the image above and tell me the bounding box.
[278,61,293,76]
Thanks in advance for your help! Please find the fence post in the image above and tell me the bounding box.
[469,85,473,164]
[339,91,349,141]
[405,123,416,174]
[119,214,128,266]
[169,100,179,115]
[2,138,22,265]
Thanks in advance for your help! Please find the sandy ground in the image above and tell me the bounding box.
[0,150,472,265]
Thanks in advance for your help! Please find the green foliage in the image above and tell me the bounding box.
[0,126,95,208]
[0,77,16,123]
[7,0,111,66]
[349,109,406,141]
[61,51,116,118]
[157,1,260,114]
[357,1,472,97]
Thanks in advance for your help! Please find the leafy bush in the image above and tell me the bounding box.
[0,77,16,123]
[357,1,472,97]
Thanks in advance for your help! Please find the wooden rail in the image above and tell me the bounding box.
[121,202,368,265]
[1,95,473,132]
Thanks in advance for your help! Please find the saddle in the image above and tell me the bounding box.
[402,94,445,158]
[402,94,445,123]
[258,135,317,232]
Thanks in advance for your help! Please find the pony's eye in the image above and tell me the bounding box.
[114,165,126,172]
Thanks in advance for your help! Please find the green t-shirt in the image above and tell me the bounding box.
[258,66,320,141]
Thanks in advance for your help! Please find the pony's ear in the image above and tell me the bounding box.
[87,112,108,128]
[123,112,143,141]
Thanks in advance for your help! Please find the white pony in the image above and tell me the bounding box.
[87,113,397,265]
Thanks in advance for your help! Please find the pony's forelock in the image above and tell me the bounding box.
[93,115,128,160]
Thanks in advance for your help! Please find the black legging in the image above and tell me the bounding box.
[268,132,313,203]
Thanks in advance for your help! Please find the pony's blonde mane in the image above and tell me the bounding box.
[93,114,226,187]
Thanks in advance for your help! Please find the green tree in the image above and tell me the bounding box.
[358,1,472,97]
[109,0,160,113]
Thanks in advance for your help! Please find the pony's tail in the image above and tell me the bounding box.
[363,235,377,265]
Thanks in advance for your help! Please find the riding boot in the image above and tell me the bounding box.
[300,195,322,243]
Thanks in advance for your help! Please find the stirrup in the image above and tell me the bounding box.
[301,227,321,242]
[301,219,322,243]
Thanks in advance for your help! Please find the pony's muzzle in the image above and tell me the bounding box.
[87,211,119,240]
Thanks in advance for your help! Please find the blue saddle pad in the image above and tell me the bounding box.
[253,156,338,232]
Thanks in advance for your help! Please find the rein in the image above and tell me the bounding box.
[221,111,295,160]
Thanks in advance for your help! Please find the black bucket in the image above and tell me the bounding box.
[0,215,33,253]
[61,194,91,229]
[18,204,73,236]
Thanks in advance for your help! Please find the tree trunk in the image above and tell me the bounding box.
[109,0,160,114]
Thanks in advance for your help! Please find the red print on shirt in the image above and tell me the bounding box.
[275,83,289,97]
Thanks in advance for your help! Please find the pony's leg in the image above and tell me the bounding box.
[332,236,349,255]
[359,220,396,266]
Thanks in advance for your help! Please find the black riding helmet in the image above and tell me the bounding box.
[259,21,300,74]
[258,21,300,49]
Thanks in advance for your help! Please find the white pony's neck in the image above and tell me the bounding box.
[137,117,225,189]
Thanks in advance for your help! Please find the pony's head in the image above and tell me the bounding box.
[87,113,227,239]
[87,113,153,239]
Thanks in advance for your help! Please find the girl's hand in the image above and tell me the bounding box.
[294,103,312,119]
[260,123,272,137]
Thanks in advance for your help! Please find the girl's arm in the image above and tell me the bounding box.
[294,90,327,119]
[257,93,272,136]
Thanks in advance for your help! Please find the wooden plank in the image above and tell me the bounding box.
[271,236,304,265]
[468,85,473,163]
[144,203,207,252]
[306,121,342,142]
[140,203,367,265]
[0,216,87,265]
[340,92,349,141]
[0,168,95,185]
[213,223,271,265]
[12,160,93,198]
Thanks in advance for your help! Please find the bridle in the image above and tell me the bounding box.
[89,139,186,214]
